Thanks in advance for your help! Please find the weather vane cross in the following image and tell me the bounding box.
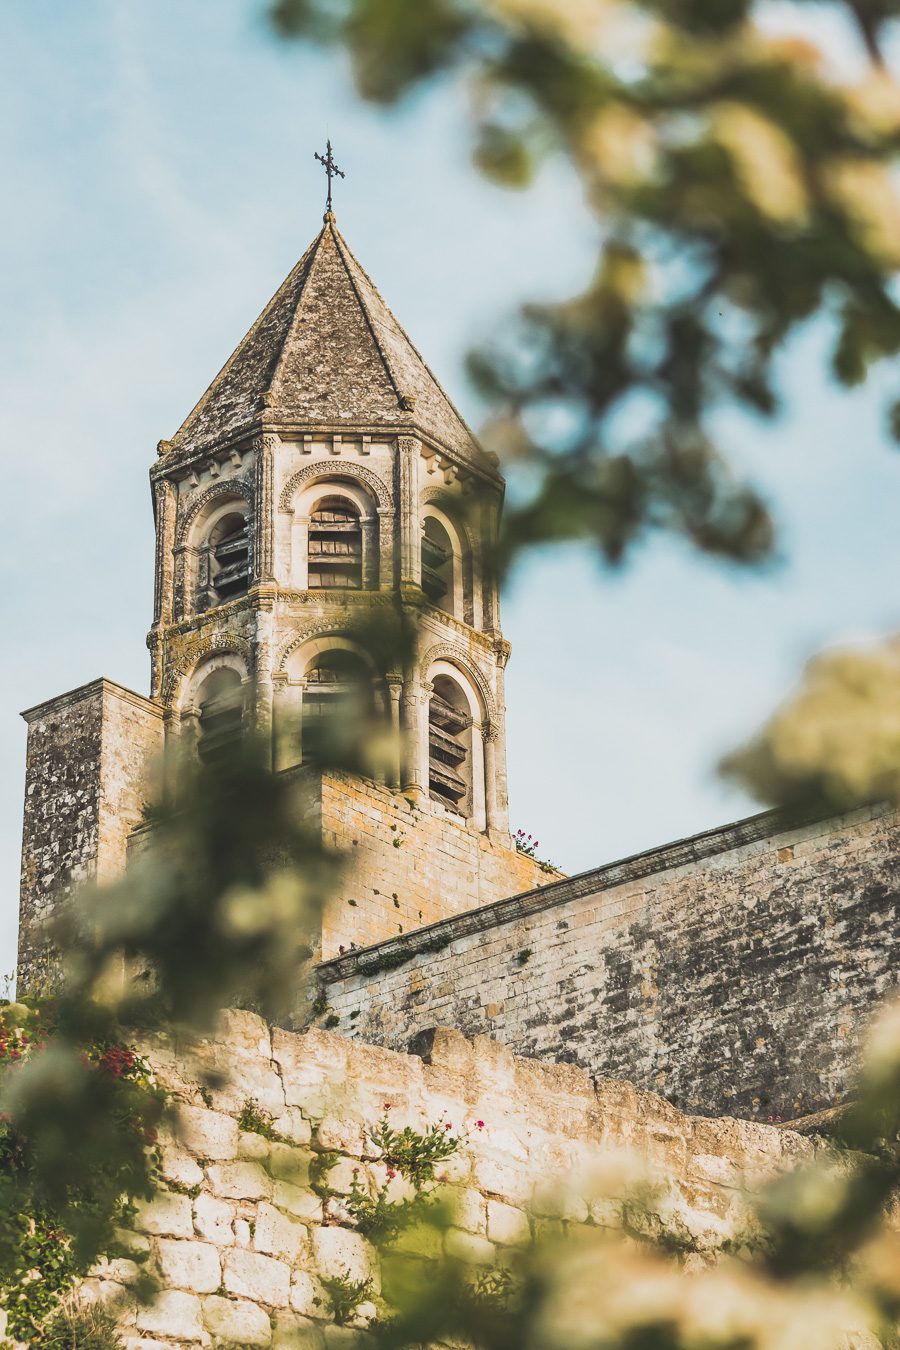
[314,139,345,217]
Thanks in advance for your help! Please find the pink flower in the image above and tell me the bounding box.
[475,1120,485,1130]
[534,842,539,848]
[383,1102,392,1111]
[444,1122,452,1131]
[386,1168,397,1179]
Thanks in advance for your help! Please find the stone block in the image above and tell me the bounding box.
[452,1187,486,1234]
[487,1199,531,1246]
[156,1238,221,1294]
[311,1226,374,1286]
[135,1289,204,1341]
[474,1155,531,1205]
[269,1144,312,1186]
[203,1294,273,1346]
[87,1256,141,1284]
[134,1192,194,1238]
[290,1270,326,1318]
[444,1227,495,1265]
[177,1104,239,1161]
[315,1117,366,1155]
[224,1248,291,1308]
[273,1108,313,1146]
[254,1202,308,1264]
[159,1145,205,1190]
[239,1130,271,1161]
[193,1192,236,1245]
[274,1181,323,1223]
[208,1161,273,1200]
[274,1311,326,1350]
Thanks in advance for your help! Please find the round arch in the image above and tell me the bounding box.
[176,479,254,548]
[420,643,497,729]
[279,462,391,515]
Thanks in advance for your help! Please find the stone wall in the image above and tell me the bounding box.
[83,1012,811,1349]
[316,803,900,1121]
[306,771,560,958]
[18,679,164,989]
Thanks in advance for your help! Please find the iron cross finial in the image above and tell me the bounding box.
[314,139,345,218]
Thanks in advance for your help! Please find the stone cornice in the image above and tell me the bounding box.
[21,678,164,724]
[152,421,504,490]
[316,801,889,984]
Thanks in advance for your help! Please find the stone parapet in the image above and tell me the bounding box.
[316,802,900,1120]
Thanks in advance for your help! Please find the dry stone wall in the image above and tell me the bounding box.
[81,1013,811,1349]
[316,804,900,1122]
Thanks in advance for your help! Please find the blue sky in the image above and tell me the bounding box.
[2,1,899,975]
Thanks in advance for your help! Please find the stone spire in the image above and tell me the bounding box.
[168,218,484,466]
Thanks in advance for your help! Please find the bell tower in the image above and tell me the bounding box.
[19,210,559,982]
[149,212,513,824]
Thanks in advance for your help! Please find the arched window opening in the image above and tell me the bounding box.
[428,675,472,814]
[197,508,251,611]
[303,649,372,764]
[308,497,362,590]
[421,517,454,608]
[196,668,244,767]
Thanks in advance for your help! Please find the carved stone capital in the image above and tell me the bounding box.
[493,638,512,668]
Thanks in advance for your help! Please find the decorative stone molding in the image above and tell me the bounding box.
[175,478,254,547]
[275,622,369,676]
[420,642,497,722]
[493,638,512,669]
[279,461,391,514]
[254,433,278,582]
[164,634,255,704]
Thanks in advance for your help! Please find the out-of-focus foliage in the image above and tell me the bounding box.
[0,1002,162,1344]
[722,638,900,810]
[270,0,900,570]
[1,722,351,1339]
[38,1298,125,1350]
[55,734,341,1031]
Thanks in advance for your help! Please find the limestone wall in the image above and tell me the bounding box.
[86,1013,810,1349]
[308,772,560,958]
[18,679,164,989]
[316,803,900,1121]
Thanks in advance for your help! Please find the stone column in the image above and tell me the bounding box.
[400,673,426,801]
[481,492,502,632]
[273,675,304,772]
[386,675,403,789]
[397,436,421,586]
[172,544,198,621]
[490,639,512,834]
[253,434,278,583]
[252,600,276,766]
[483,726,501,833]
[152,477,177,627]
[377,508,396,590]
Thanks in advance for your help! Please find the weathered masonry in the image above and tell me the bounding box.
[16,200,899,1127]
[18,211,556,984]
[87,1012,814,1348]
[316,802,900,1122]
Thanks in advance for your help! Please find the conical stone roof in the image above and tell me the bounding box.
[170,216,482,463]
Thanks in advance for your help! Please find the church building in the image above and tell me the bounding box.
[17,205,899,1124]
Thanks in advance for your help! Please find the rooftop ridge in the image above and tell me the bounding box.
[328,221,484,455]
[169,226,325,450]
[327,221,411,413]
